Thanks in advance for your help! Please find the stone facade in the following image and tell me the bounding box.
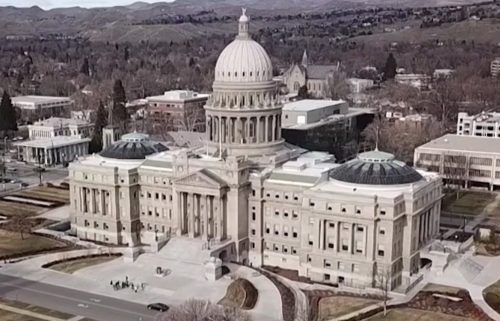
[69,10,442,291]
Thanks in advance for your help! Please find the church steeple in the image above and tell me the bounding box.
[238,8,250,39]
[301,50,308,68]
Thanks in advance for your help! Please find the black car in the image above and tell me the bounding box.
[147,303,169,312]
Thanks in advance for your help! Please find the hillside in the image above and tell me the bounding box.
[0,0,494,42]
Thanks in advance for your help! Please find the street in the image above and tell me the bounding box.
[0,273,161,321]
[3,161,69,187]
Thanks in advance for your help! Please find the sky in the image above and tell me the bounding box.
[0,0,174,9]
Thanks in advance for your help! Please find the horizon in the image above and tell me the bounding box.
[0,0,175,9]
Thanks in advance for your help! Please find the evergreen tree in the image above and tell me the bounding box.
[112,80,128,131]
[297,84,309,99]
[89,101,108,153]
[80,57,90,76]
[0,91,18,137]
[382,53,397,81]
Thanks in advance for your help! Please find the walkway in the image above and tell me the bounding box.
[0,302,66,321]
[427,252,500,321]
[0,247,283,321]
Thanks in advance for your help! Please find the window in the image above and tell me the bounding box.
[310,201,315,207]
[148,210,152,216]
[378,245,385,257]
[342,239,348,251]
[292,212,298,219]
[380,210,386,215]
[379,228,386,235]
[294,196,299,201]
[251,229,256,235]
[266,193,270,197]
[356,226,364,232]
[324,260,332,268]
[274,230,279,236]
[329,223,335,228]
[307,255,312,262]
[162,194,166,200]
[341,207,346,213]
[293,232,298,238]
[328,206,332,211]
[266,227,270,234]
[356,209,361,214]
[308,240,314,246]
[283,246,288,253]
[155,193,159,200]
[309,217,315,225]
[284,212,289,218]
[275,194,279,199]
[355,241,363,254]
[275,211,279,216]
[328,243,334,249]
[252,190,256,196]
[252,212,256,221]
[324,274,330,281]
[251,242,255,249]
[292,247,297,254]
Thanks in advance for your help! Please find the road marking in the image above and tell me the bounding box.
[0,280,151,318]
[0,302,65,321]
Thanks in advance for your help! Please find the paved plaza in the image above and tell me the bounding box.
[0,238,283,321]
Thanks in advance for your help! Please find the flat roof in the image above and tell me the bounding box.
[12,96,72,104]
[14,136,90,149]
[146,91,210,103]
[283,99,345,112]
[31,117,91,128]
[284,108,369,130]
[417,134,500,154]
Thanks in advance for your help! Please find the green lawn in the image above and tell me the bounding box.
[48,255,120,274]
[442,191,496,216]
[364,308,469,321]
[484,279,500,314]
[318,296,378,320]
[0,229,67,258]
[0,308,46,321]
[0,298,74,320]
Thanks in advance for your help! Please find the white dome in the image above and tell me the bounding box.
[215,39,273,83]
[214,9,273,83]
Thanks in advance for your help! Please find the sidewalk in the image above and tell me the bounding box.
[0,302,67,321]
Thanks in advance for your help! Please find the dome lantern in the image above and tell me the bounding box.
[238,8,249,39]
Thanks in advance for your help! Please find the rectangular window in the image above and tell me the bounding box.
[251,242,255,249]
[251,229,256,235]
[379,228,386,235]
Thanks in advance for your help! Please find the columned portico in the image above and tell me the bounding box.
[173,169,228,242]
[176,191,226,241]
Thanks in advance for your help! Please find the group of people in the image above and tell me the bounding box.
[110,275,145,293]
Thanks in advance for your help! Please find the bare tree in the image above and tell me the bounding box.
[157,299,251,321]
[174,106,205,132]
[10,213,32,240]
[375,266,391,317]
[442,153,468,200]
[323,71,351,100]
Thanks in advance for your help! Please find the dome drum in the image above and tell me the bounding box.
[330,151,423,185]
[100,133,168,160]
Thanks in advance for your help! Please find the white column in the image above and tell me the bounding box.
[202,195,208,241]
[189,193,195,238]
[265,116,269,143]
[319,219,325,250]
[271,115,276,141]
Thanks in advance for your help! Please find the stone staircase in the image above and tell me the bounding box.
[156,237,211,265]
[458,256,484,282]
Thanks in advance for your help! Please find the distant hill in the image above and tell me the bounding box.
[0,0,490,42]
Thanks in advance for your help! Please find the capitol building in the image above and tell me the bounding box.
[69,10,442,290]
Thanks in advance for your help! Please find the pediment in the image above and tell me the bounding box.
[174,169,227,189]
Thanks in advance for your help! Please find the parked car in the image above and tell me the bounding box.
[147,303,169,312]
